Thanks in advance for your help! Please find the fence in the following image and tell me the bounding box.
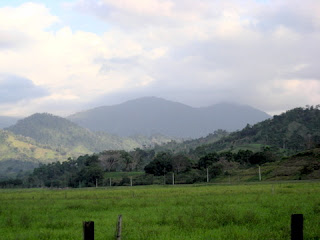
[100,170,265,187]
[83,214,306,240]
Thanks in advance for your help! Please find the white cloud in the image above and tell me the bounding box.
[0,0,320,117]
[0,3,58,32]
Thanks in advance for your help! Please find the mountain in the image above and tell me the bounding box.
[0,116,19,128]
[68,97,271,138]
[190,106,320,154]
[5,113,173,155]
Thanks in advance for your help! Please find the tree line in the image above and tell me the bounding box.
[0,146,279,188]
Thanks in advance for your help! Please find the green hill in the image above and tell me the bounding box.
[187,106,320,155]
[0,129,66,163]
[0,129,67,179]
[5,113,173,155]
[1,113,173,178]
[214,148,320,182]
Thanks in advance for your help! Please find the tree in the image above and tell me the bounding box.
[171,154,192,173]
[234,150,253,164]
[248,152,267,165]
[99,150,124,172]
[121,151,133,171]
[144,152,173,176]
[198,152,219,169]
[78,155,104,187]
[130,148,154,171]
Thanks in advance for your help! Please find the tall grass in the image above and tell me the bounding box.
[0,182,319,239]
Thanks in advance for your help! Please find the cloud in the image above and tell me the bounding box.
[0,30,30,49]
[0,3,59,32]
[0,74,49,103]
[0,1,320,117]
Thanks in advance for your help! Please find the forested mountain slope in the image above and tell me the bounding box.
[194,106,320,154]
[68,97,270,138]
[5,113,173,155]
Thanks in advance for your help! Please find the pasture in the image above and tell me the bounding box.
[0,181,319,239]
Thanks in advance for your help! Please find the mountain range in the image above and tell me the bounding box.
[5,113,172,155]
[1,98,319,181]
[0,97,271,178]
[68,97,271,138]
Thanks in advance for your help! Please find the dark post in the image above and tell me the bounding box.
[83,221,94,240]
[291,214,303,240]
[116,215,122,240]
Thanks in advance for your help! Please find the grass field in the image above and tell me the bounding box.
[0,181,320,240]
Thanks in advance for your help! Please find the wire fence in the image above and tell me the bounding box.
[101,170,277,187]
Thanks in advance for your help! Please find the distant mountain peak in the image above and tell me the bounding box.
[68,97,271,138]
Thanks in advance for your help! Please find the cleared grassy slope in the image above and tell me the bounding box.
[0,130,66,163]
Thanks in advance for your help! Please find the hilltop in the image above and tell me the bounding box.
[68,97,270,138]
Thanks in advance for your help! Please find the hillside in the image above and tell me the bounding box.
[215,148,320,182]
[5,113,173,155]
[0,129,67,179]
[153,129,229,153]
[191,106,320,154]
[68,97,270,138]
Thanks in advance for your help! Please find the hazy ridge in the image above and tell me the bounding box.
[68,97,271,138]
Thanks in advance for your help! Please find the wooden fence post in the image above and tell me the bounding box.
[291,214,303,240]
[172,173,175,185]
[116,215,122,240]
[83,221,94,240]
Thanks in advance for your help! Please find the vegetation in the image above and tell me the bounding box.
[3,145,315,189]
[6,113,174,155]
[2,106,320,185]
[0,114,175,179]
[0,105,320,239]
[0,129,67,179]
[0,182,319,239]
[192,106,320,155]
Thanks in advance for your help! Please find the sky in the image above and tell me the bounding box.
[0,0,319,117]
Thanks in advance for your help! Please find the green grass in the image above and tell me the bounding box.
[104,171,145,178]
[0,182,320,239]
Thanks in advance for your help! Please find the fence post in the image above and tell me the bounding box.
[116,215,122,240]
[258,165,261,181]
[83,221,94,240]
[172,173,175,185]
[291,214,303,240]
